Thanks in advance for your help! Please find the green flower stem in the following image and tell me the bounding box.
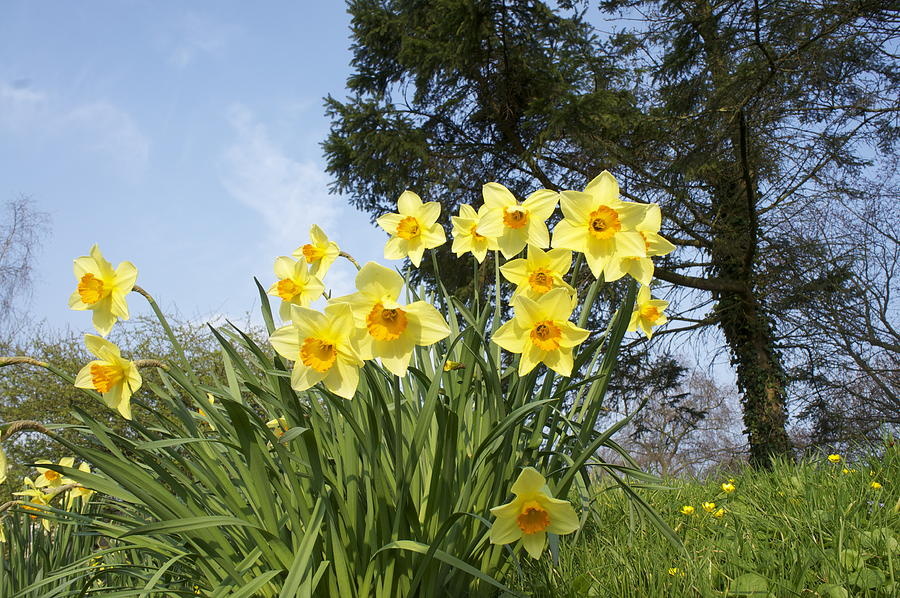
[132,284,198,386]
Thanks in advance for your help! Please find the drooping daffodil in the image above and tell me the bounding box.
[450,203,503,263]
[551,171,648,280]
[332,262,450,377]
[627,285,669,339]
[605,203,675,285]
[67,462,95,506]
[267,256,326,322]
[68,244,137,336]
[500,246,576,303]
[269,302,365,399]
[74,334,142,420]
[34,457,75,489]
[293,224,341,278]
[376,191,446,267]
[489,467,579,559]
[482,183,558,259]
[266,417,290,439]
[492,287,589,377]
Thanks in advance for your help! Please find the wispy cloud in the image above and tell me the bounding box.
[166,13,237,68]
[0,81,150,177]
[221,104,356,295]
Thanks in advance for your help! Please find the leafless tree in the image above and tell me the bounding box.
[0,198,49,339]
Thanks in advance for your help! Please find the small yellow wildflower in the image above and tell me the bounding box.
[491,287,590,377]
[450,203,503,263]
[679,505,695,516]
[722,482,736,493]
[827,454,841,463]
[294,224,340,278]
[702,501,716,513]
[376,190,446,267]
[69,244,137,336]
[667,567,685,577]
[871,481,882,490]
[713,508,726,518]
[443,360,465,371]
[842,468,850,474]
[74,335,143,420]
[489,467,579,559]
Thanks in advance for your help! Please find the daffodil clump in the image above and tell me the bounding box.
[1,170,681,595]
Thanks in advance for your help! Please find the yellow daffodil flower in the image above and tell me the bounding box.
[605,203,676,285]
[713,508,726,518]
[294,224,340,278]
[628,285,669,339]
[266,417,289,439]
[500,246,576,303]
[68,462,94,506]
[871,481,882,490]
[679,505,695,516]
[14,479,52,531]
[722,482,736,493]
[74,334,142,420]
[702,501,716,513]
[489,467,579,559]
[482,183,559,259]
[68,244,137,336]
[332,262,450,377]
[34,457,75,489]
[267,256,326,322]
[269,302,365,399]
[551,171,648,280]
[376,191,446,267]
[827,454,841,463]
[450,203,503,263]
[492,287,589,377]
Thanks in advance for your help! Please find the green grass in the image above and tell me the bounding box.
[514,445,899,598]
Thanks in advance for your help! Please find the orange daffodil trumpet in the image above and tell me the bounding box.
[628,285,669,339]
[333,262,450,377]
[294,224,340,278]
[551,171,648,281]
[267,256,326,322]
[269,303,365,399]
[489,467,579,559]
[377,191,446,267]
[491,287,589,377]
[450,204,503,263]
[74,334,142,420]
[482,183,558,259]
[69,244,137,336]
[500,246,576,303]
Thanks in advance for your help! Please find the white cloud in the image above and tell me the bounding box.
[221,104,356,295]
[0,82,149,177]
[167,13,236,68]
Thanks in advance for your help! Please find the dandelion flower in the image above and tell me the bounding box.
[827,454,841,464]
[680,505,695,516]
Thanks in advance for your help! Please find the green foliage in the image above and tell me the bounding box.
[516,445,900,597]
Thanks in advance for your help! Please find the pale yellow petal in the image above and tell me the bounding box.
[615,203,649,230]
[489,501,524,545]
[521,531,547,558]
[500,258,529,286]
[376,213,404,234]
[546,248,573,276]
[73,255,97,279]
[498,227,528,259]
[406,243,426,267]
[323,358,360,399]
[637,285,651,304]
[558,190,594,223]
[518,344,543,375]
[512,294,544,328]
[584,171,619,203]
[356,262,404,300]
[511,467,546,495]
[272,256,297,280]
[625,258,654,286]
[384,235,409,261]
[476,207,504,238]
[114,261,138,292]
[291,362,327,391]
[84,334,120,359]
[91,303,117,337]
[525,221,550,249]
[482,182,517,208]
[542,497,580,535]
[405,301,450,346]
[646,232,675,257]
[539,287,576,322]
[491,320,528,354]
[74,362,97,389]
[269,325,301,361]
[420,222,446,249]
[397,190,423,215]
[110,290,130,321]
[558,322,590,349]
[550,219,587,252]
[522,189,559,221]
[419,201,442,226]
[637,203,661,232]
[543,347,574,377]
[603,257,629,283]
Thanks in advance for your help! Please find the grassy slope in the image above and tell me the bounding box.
[514,445,899,597]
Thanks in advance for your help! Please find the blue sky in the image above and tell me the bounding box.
[1,1,385,333]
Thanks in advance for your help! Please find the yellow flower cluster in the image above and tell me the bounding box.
[5,458,94,538]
